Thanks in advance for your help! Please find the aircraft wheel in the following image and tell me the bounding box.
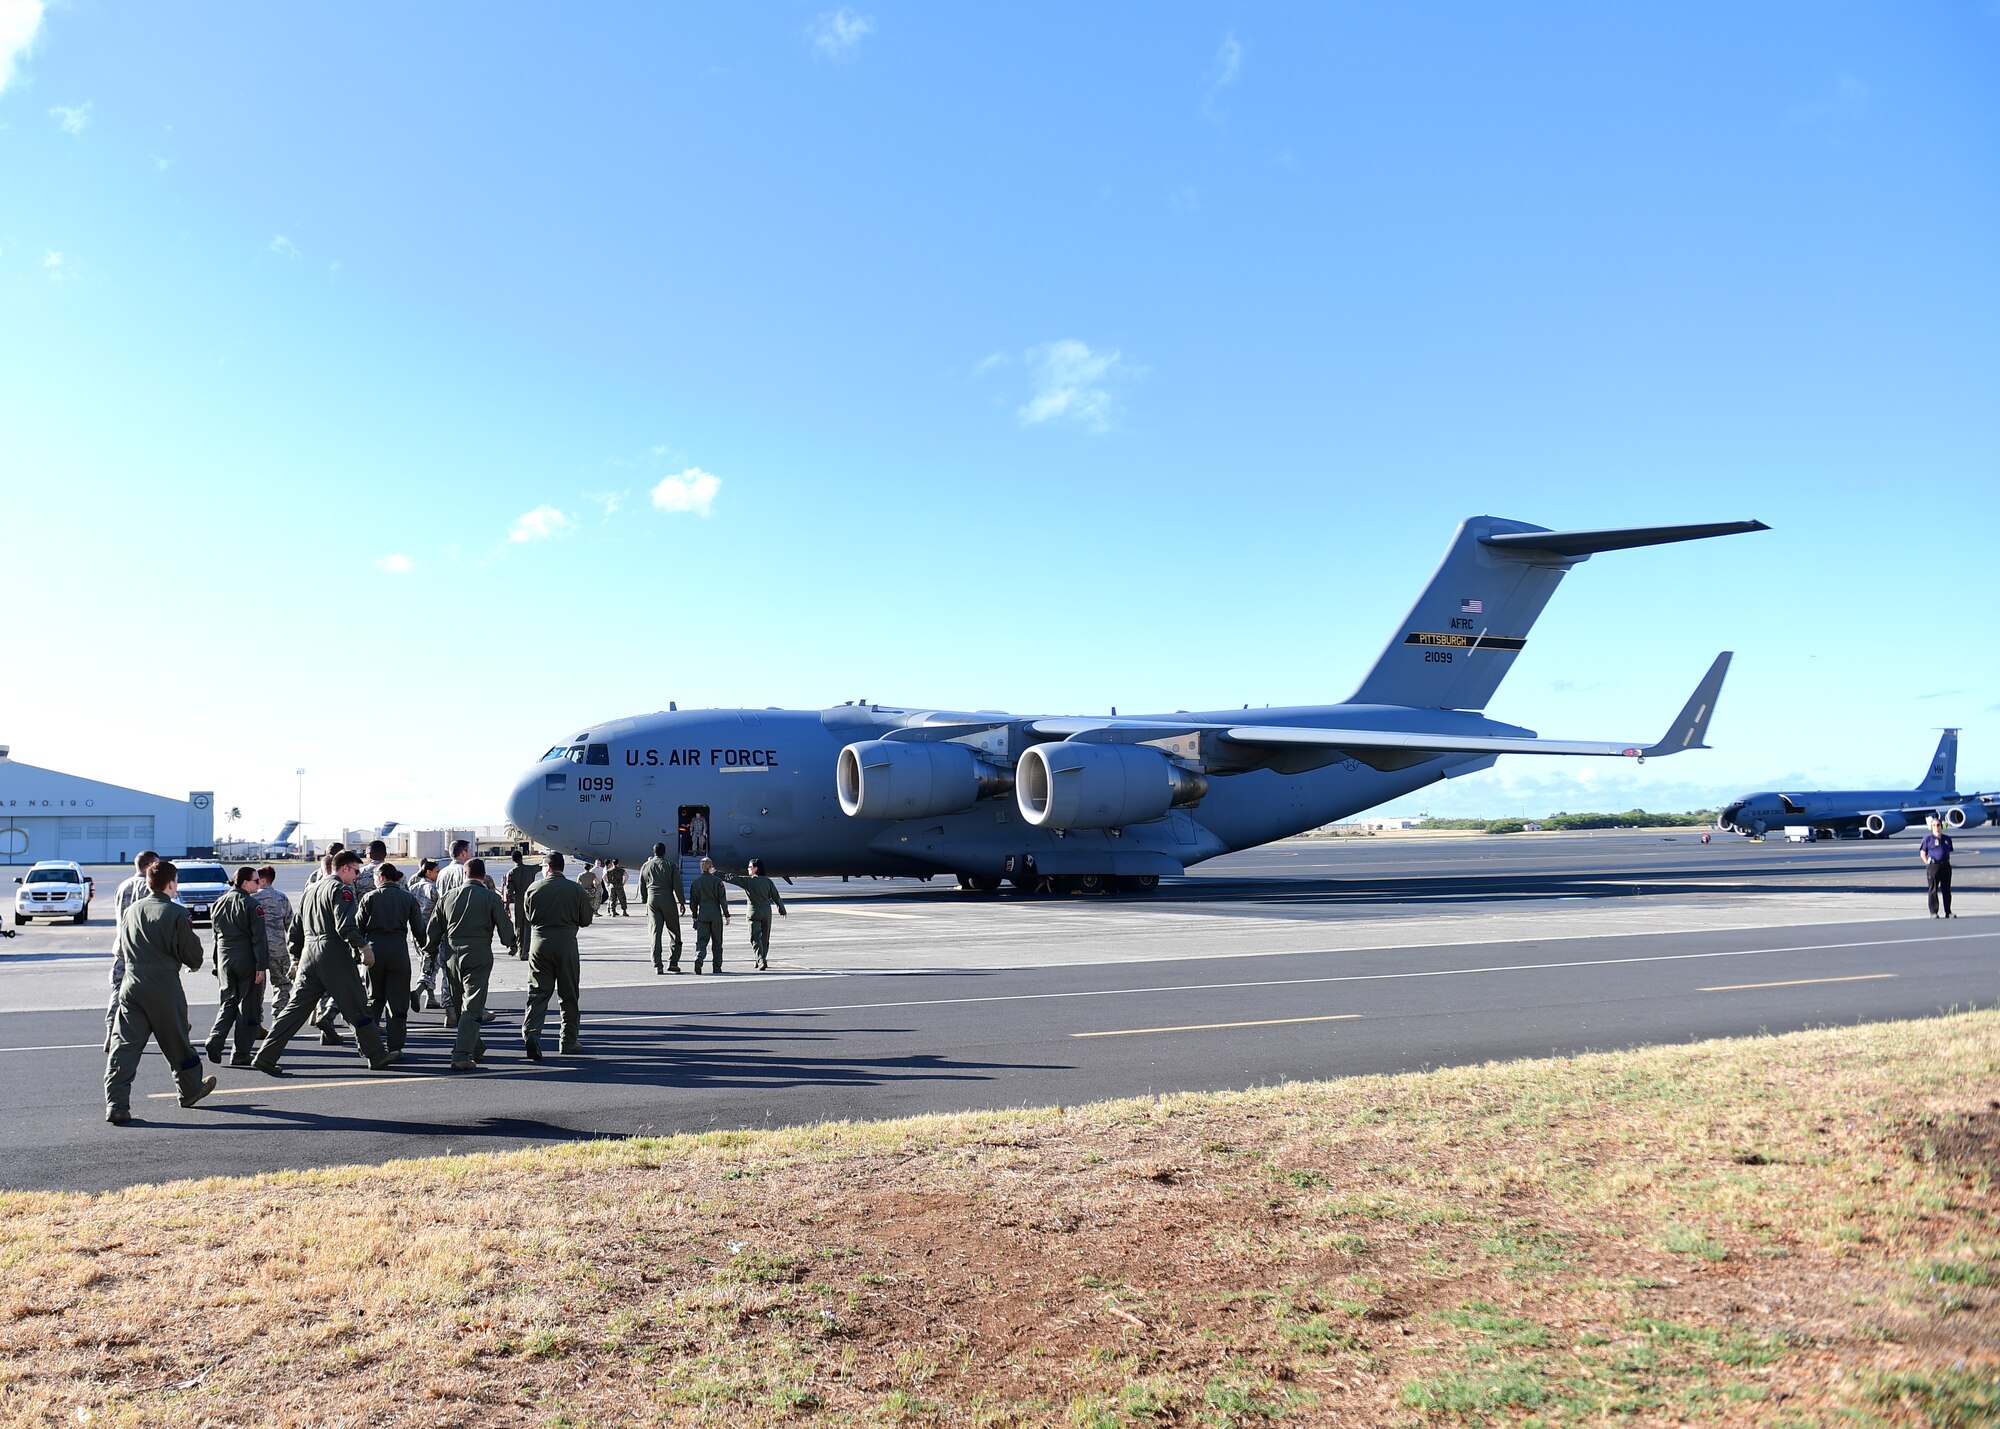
[968,875,1003,894]
[1117,874,1159,892]
[1077,873,1108,894]
[956,874,973,891]
[1009,874,1037,894]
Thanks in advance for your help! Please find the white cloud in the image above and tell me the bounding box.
[373,553,414,575]
[41,249,59,268]
[268,234,301,260]
[1201,32,1244,123]
[651,468,721,517]
[584,489,627,521]
[1788,71,1871,127]
[970,350,1010,380]
[0,0,43,95]
[152,155,170,172]
[508,506,573,543]
[1017,339,1136,433]
[810,7,875,60]
[49,99,90,135]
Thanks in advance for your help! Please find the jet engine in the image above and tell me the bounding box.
[1943,804,1989,830]
[837,740,1012,820]
[1863,811,1907,838]
[1016,741,1208,831]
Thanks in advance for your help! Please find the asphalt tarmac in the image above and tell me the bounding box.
[3,831,1992,1192]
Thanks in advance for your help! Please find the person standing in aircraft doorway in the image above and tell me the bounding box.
[688,810,709,858]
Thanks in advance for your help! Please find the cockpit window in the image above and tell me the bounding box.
[542,746,570,761]
[585,744,609,766]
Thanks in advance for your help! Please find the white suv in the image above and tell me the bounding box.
[13,861,94,925]
[170,862,232,924]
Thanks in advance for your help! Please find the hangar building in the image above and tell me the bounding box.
[0,747,214,866]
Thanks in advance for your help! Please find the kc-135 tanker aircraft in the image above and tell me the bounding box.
[506,516,1766,891]
[1716,728,1993,840]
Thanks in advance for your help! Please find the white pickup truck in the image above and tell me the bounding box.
[13,861,94,924]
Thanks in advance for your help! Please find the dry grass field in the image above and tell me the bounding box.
[2,1012,1996,1427]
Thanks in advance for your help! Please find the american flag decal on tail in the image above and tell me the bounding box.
[1460,598,1483,614]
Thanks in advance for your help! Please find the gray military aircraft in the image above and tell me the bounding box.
[1715,729,1990,840]
[505,515,1764,891]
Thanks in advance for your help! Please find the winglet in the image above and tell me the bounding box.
[1645,652,1732,757]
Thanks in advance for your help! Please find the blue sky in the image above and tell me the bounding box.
[2,2,1996,834]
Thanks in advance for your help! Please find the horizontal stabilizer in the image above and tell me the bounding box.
[1480,521,1769,559]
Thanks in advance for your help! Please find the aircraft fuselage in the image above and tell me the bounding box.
[506,703,1509,880]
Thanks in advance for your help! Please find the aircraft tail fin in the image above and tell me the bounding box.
[1918,729,1959,793]
[271,819,300,846]
[1347,516,1767,711]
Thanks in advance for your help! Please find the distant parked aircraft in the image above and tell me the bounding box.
[1716,730,1990,840]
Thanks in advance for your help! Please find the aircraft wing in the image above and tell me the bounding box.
[1032,653,1731,776]
[1225,652,1732,769]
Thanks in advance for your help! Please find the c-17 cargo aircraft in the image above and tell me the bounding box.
[1716,729,1991,840]
[505,515,1764,892]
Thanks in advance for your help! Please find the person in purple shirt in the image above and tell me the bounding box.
[1919,815,1955,918]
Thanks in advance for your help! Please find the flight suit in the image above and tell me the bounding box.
[504,862,536,960]
[522,871,594,1056]
[725,873,787,970]
[638,855,686,972]
[204,887,269,1064]
[251,885,296,1028]
[606,864,629,916]
[357,882,426,1053]
[433,860,472,1016]
[105,893,215,1120]
[687,871,730,973]
[105,872,152,1048]
[425,881,517,1068]
[253,878,394,1072]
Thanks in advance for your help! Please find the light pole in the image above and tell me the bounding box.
[296,768,305,830]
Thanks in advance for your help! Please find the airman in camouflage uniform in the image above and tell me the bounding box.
[204,866,270,1065]
[424,857,517,1070]
[688,857,731,974]
[521,852,594,1060]
[725,858,788,971]
[251,866,295,1032]
[104,861,216,1122]
[409,860,440,1009]
[638,842,686,974]
[357,863,426,1054]
[252,851,396,1073]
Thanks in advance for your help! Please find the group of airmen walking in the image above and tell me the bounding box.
[103,838,790,1123]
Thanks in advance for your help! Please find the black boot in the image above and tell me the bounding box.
[355,1020,397,1071]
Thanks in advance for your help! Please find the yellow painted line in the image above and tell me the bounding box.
[1074,1013,1362,1039]
[147,1067,552,1099]
[812,907,924,921]
[1700,973,1895,993]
